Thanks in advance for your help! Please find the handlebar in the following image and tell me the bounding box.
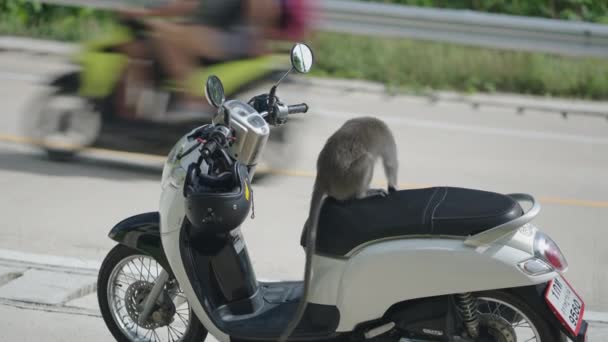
[288,103,309,114]
[200,125,232,159]
[201,140,219,158]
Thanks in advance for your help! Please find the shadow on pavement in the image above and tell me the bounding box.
[0,149,162,182]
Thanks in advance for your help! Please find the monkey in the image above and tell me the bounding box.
[301,115,399,243]
[279,116,398,342]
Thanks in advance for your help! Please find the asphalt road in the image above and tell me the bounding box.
[0,50,607,340]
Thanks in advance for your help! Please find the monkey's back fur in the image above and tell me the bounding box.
[300,116,399,247]
[315,116,398,200]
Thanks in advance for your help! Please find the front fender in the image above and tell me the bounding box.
[109,212,172,273]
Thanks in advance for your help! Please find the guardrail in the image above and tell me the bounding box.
[22,0,608,57]
[319,1,608,58]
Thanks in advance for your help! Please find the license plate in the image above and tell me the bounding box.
[545,275,585,336]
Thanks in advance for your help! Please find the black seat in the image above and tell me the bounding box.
[304,187,523,256]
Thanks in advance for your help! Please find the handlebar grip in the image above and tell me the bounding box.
[288,103,309,114]
[202,140,218,158]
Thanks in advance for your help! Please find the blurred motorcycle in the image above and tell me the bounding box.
[21,17,291,163]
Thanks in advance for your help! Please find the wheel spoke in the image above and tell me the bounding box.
[477,297,541,342]
[176,312,189,326]
[135,259,146,281]
[125,261,141,282]
[492,302,502,315]
[152,329,161,342]
[107,253,192,342]
[168,324,185,338]
[146,258,152,282]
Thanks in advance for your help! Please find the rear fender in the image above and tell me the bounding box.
[109,212,172,274]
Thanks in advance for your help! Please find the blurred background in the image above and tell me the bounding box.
[0,0,607,340]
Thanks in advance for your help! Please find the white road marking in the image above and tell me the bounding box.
[316,108,608,145]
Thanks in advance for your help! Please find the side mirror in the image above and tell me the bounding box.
[291,43,314,74]
[205,75,225,108]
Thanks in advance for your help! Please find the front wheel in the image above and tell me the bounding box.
[21,92,102,162]
[473,290,564,342]
[97,245,207,342]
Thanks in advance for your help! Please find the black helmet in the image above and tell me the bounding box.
[184,161,252,234]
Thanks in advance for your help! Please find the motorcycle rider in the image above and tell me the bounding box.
[120,0,313,118]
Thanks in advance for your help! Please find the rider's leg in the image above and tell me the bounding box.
[147,21,229,103]
[121,41,153,108]
[147,20,258,103]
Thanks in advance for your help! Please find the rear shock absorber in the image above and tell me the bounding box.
[456,293,479,338]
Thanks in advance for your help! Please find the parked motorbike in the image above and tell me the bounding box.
[21,17,290,162]
[97,43,588,342]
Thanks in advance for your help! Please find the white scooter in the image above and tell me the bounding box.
[97,43,588,342]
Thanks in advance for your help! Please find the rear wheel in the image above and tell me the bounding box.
[98,245,207,342]
[473,290,563,342]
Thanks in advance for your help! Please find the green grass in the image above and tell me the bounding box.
[0,0,114,41]
[0,15,114,41]
[310,32,608,100]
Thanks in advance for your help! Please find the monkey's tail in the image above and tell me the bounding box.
[278,186,325,342]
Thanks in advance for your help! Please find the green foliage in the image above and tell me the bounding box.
[362,0,608,23]
[311,32,608,99]
[0,0,114,41]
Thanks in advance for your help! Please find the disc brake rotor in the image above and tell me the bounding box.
[124,280,176,329]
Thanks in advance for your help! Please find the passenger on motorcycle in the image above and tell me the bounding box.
[120,0,313,118]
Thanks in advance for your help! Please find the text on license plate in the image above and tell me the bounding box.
[545,275,585,336]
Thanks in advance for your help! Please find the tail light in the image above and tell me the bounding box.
[534,232,568,272]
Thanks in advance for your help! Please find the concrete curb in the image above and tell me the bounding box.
[587,311,608,324]
[1,248,607,323]
[0,298,100,317]
[291,76,608,119]
[0,248,100,273]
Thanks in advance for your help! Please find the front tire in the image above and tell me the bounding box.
[98,245,207,342]
[474,290,564,341]
[21,91,102,162]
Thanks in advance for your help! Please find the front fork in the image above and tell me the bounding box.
[138,268,190,325]
[138,269,170,325]
[108,212,183,324]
